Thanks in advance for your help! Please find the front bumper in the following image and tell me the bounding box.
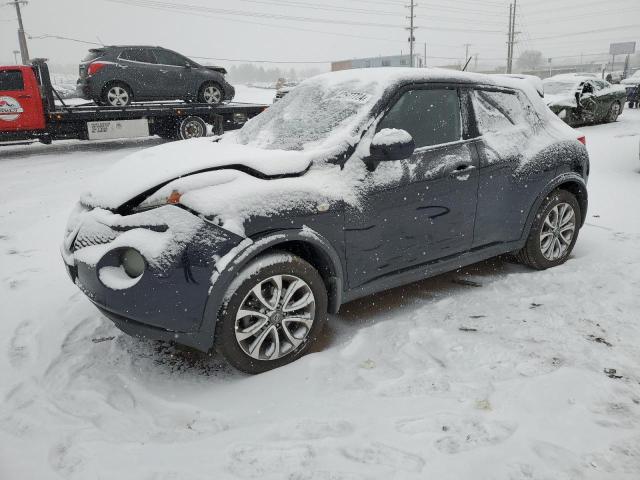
[62,204,243,350]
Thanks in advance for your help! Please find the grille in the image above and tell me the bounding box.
[72,222,118,252]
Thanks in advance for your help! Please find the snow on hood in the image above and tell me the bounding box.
[80,138,314,210]
[544,94,577,108]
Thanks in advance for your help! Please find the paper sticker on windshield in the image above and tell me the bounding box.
[334,91,372,104]
[0,96,23,122]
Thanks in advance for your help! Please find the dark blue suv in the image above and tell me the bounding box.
[62,69,589,374]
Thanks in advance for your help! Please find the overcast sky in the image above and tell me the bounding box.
[1,0,638,72]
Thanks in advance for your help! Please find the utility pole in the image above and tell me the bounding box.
[464,43,472,65]
[506,3,513,73]
[8,0,30,64]
[406,0,417,67]
[424,42,427,68]
[506,0,518,73]
[474,54,478,71]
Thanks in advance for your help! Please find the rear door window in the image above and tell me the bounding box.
[471,90,536,134]
[377,88,462,148]
[153,49,188,66]
[119,48,156,64]
[82,50,105,62]
[0,70,24,91]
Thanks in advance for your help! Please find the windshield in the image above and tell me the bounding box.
[543,81,579,95]
[236,78,381,151]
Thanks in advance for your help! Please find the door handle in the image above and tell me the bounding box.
[18,94,32,99]
[449,164,474,176]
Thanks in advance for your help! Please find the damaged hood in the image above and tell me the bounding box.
[544,94,578,109]
[81,138,314,210]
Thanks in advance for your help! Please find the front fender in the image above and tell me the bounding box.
[197,228,344,351]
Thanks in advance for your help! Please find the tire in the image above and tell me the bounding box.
[515,189,581,270]
[215,252,328,374]
[606,101,621,123]
[176,116,207,140]
[101,82,132,107]
[198,82,223,105]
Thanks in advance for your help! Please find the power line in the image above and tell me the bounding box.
[528,24,640,41]
[107,0,407,29]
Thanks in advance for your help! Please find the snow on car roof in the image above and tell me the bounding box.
[306,67,537,92]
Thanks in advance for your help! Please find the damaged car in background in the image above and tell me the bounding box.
[62,68,590,374]
[542,74,627,125]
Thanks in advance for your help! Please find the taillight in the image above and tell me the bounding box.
[87,62,106,76]
[577,136,586,145]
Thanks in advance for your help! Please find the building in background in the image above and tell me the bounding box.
[331,54,423,72]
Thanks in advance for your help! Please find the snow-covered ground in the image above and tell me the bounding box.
[1,110,639,479]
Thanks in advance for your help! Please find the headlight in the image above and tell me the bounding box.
[121,248,145,278]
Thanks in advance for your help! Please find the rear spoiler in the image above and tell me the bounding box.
[205,66,227,75]
[492,74,544,98]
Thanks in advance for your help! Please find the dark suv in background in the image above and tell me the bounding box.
[77,46,235,106]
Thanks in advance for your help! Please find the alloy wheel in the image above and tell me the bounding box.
[203,85,222,104]
[539,202,576,261]
[234,274,316,361]
[609,102,620,120]
[107,86,130,106]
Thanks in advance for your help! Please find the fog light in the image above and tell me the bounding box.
[121,248,145,278]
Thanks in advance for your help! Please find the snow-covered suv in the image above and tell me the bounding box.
[62,68,589,373]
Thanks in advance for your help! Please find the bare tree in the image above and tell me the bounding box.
[517,50,544,71]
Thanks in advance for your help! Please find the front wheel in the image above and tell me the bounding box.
[198,82,223,105]
[606,101,621,123]
[215,252,328,374]
[516,189,581,270]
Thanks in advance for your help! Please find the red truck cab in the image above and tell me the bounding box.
[0,65,46,133]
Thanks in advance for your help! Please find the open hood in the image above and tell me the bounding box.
[80,138,314,210]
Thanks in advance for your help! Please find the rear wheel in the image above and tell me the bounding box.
[516,189,581,270]
[215,252,328,374]
[101,82,132,107]
[198,82,223,105]
[606,101,621,123]
[176,116,207,139]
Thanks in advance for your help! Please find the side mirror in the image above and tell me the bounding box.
[370,128,415,161]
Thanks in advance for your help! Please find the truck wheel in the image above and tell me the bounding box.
[198,82,223,105]
[102,82,132,107]
[606,101,621,123]
[515,189,581,270]
[176,116,207,140]
[215,252,328,374]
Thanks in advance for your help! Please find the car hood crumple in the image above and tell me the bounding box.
[545,94,578,109]
[80,138,314,210]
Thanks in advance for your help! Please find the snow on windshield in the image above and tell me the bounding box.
[235,78,381,151]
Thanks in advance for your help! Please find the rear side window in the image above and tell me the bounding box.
[82,50,105,62]
[119,48,156,64]
[153,49,188,66]
[0,70,24,91]
[377,89,462,148]
[472,90,536,134]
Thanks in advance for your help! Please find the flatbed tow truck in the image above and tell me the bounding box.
[0,59,267,146]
